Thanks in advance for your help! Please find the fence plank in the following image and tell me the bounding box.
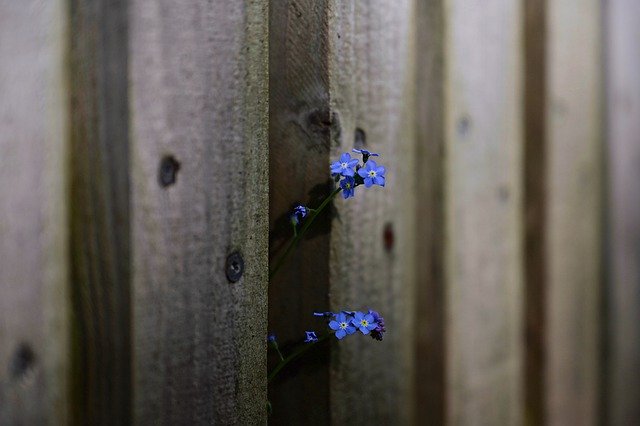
[329,1,418,423]
[415,0,446,423]
[67,0,131,423]
[0,0,70,423]
[268,0,333,424]
[544,1,602,424]
[129,0,268,423]
[605,0,640,423]
[444,0,524,424]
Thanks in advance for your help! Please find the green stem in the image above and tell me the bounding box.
[269,187,342,280]
[275,346,284,362]
[267,333,331,383]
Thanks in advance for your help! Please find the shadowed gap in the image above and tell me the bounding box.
[414,0,446,424]
[524,0,547,424]
[68,0,131,424]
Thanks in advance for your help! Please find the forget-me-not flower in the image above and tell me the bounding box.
[290,204,309,226]
[330,152,359,177]
[352,148,379,163]
[304,331,319,343]
[329,312,357,340]
[351,311,378,335]
[357,160,385,188]
[340,176,356,199]
[367,309,386,341]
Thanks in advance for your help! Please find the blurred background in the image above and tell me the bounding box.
[1,0,638,425]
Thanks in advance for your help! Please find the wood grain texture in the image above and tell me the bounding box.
[0,0,70,423]
[329,1,417,423]
[68,0,130,423]
[268,1,333,424]
[444,0,524,424]
[415,0,446,423]
[544,1,602,424]
[129,0,268,423]
[604,0,640,423]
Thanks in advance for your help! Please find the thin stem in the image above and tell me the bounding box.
[267,333,331,383]
[269,187,342,280]
[275,346,284,362]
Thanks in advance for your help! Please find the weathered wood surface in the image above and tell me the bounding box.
[415,0,446,423]
[68,0,130,423]
[0,0,70,423]
[605,0,640,423]
[545,1,602,424]
[268,1,333,424]
[329,1,417,423]
[444,0,524,424]
[129,0,269,423]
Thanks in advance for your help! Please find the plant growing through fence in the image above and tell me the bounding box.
[267,149,388,413]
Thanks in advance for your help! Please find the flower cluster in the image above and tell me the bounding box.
[313,309,386,341]
[268,149,389,390]
[330,149,386,199]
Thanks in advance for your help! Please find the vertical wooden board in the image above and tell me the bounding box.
[129,0,268,423]
[329,0,417,423]
[415,0,446,423]
[0,0,70,423]
[444,0,524,424]
[545,0,602,424]
[268,0,333,424]
[605,0,640,423]
[68,0,131,423]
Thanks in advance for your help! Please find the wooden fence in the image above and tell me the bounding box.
[0,0,638,424]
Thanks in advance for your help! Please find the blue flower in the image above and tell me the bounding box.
[329,312,357,340]
[368,310,386,341]
[267,333,277,344]
[294,205,308,218]
[357,160,385,188]
[290,204,309,226]
[351,311,378,335]
[304,331,318,343]
[330,153,359,177]
[352,148,380,163]
[340,176,356,199]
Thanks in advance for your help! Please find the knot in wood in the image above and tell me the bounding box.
[225,252,244,283]
[158,155,180,187]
